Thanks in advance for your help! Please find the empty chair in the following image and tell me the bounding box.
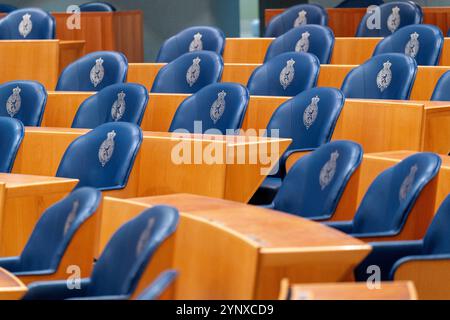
[265,4,328,37]
[79,2,116,12]
[56,122,142,191]
[0,117,24,173]
[0,8,55,39]
[264,25,335,64]
[0,4,17,13]
[151,51,223,94]
[56,51,128,91]
[356,1,423,37]
[341,53,417,100]
[431,70,450,101]
[23,205,179,300]
[326,153,441,239]
[373,24,443,66]
[156,26,226,63]
[247,52,320,97]
[72,83,149,129]
[168,82,249,134]
[0,80,47,126]
[137,270,178,300]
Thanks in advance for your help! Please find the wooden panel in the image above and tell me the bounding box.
[223,38,272,63]
[128,63,164,90]
[331,37,379,65]
[59,40,85,72]
[422,105,450,155]
[0,268,27,300]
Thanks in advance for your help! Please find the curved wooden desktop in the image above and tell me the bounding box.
[0,267,27,300]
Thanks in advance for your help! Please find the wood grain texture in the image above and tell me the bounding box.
[0,267,27,300]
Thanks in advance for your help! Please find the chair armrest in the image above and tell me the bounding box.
[15,269,56,277]
[279,148,314,177]
[0,256,21,272]
[23,278,92,300]
[259,203,275,209]
[324,220,354,233]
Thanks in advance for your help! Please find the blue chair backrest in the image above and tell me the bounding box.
[341,53,417,100]
[72,83,149,128]
[19,187,101,272]
[264,25,335,64]
[423,195,450,255]
[265,4,328,37]
[0,8,55,39]
[356,1,423,37]
[0,80,47,126]
[79,2,116,12]
[431,70,450,101]
[151,51,223,94]
[336,0,384,8]
[0,4,17,13]
[87,206,179,297]
[156,26,226,63]
[373,24,443,66]
[168,82,249,134]
[56,122,142,191]
[273,140,363,219]
[0,117,24,173]
[56,51,128,91]
[136,270,178,300]
[352,152,441,234]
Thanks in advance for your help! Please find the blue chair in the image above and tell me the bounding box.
[0,4,17,13]
[247,52,320,97]
[156,26,226,63]
[356,1,423,37]
[326,152,441,239]
[0,8,55,39]
[431,70,450,101]
[0,81,47,126]
[341,53,417,100]
[136,270,178,300]
[264,25,335,64]
[72,83,149,128]
[265,4,328,37]
[79,2,116,12]
[23,205,179,300]
[56,122,142,191]
[151,51,223,94]
[168,82,249,134]
[0,117,24,173]
[373,24,443,66]
[56,51,128,91]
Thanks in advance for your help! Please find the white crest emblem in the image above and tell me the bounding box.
[319,151,339,190]
[90,57,105,88]
[376,60,392,92]
[6,86,21,118]
[210,90,226,124]
[280,58,296,90]
[98,130,116,167]
[136,217,155,257]
[399,164,418,201]
[303,95,319,130]
[111,91,126,121]
[387,6,401,33]
[63,200,79,236]
[295,31,310,53]
[186,57,201,87]
[294,10,307,27]
[189,32,203,52]
[18,13,32,38]
[405,32,420,59]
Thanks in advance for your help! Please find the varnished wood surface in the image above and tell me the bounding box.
[0,267,27,300]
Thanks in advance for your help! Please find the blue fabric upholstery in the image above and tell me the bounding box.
[151,51,223,94]
[0,117,24,173]
[373,24,443,66]
[356,1,423,37]
[265,4,328,37]
[0,80,47,126]
[341,53,417,100]
[56,51,128,91]
[79,2,116,12]
[136,270,178,300]
[431,70,450,101]
[0,4,17,13]
[336,0,384,8]
[0,8,55,39]
[247,52,319,97]
[264,25,335,64]
[72,83,149,128]
[23,205,179,300]
[0,187,101,275]
[168,82,249,134]
[56,122,142,191]
[156,26,226,63]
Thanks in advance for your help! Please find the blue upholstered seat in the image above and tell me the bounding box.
[56,122,142,191]
[356,1,423,37]
[247,52,320,97]
[156,26,226,63]
[341,53,417,100]
[56,51,128,91]
[0,117,24,173]
[23,205,179,300]
[79,2,116,12]
[265,4,328,37]
[0,8,55,39]
[136,270,178,300]
[72,83,149,128]
[431,70,450,101]
[0,80,47,126]
[0,4,17,13]
[264,25,335,64]
[373,24,443,66]
[168,82,249,134]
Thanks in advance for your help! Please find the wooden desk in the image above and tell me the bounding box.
[0,268,27,300]
[101,194,371,299]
